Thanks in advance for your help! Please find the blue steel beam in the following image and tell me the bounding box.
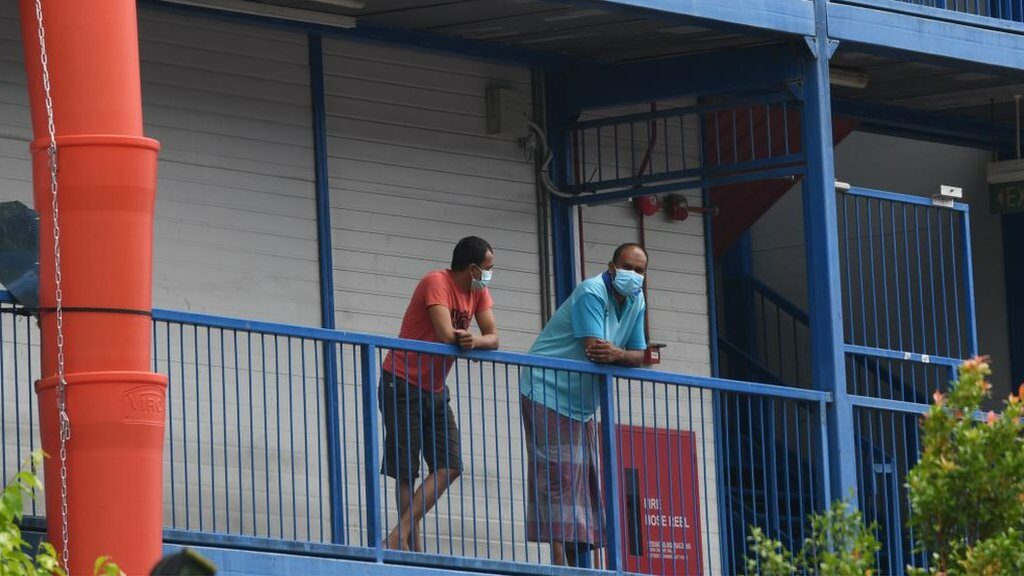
[585,0,816,36]
[544,73,579,305]
[558,43,804,111]
[307,32,347,547]
[833,98,1018,152]
[722,233,757,378]
[802,0,858,499]
[829,1,1024,71]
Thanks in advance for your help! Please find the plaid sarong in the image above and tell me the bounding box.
[521,396,605,547]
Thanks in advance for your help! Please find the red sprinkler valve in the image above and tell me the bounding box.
[664,194,718,222]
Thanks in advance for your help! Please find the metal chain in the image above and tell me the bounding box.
[33,0,71,572]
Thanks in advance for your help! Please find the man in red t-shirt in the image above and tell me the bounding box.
[379,236,499,551]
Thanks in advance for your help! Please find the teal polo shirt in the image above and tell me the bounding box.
[519,273,646,421]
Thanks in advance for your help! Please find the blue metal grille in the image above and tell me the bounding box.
[837,186,977,574]
[566,95,804,201]
[0,294,831,575]
[890,0,1024,21]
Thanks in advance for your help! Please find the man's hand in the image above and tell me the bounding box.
[585,339,624,364]
[454,329,477,350]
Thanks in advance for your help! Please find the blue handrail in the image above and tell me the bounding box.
[2,288,836,574]
[151,306,830,403]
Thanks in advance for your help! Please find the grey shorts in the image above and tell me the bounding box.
[378,371,463,482]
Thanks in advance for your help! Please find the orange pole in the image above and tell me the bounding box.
[18,1,166,574]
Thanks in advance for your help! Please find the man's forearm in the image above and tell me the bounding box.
[477,333,500,350]
[617,349,645,367]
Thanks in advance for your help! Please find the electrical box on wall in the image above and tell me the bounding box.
[988,158,1024,215]
[485,86,530,135]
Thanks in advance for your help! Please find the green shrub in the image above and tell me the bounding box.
[906,357,1024,575]
[0,451,63,576]
[0,451,123,576]
[746,498,880,575]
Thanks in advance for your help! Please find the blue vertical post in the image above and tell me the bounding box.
[361,343,383,559]
[723,232,757,375]
[703,180,721,378]
[961,209,979,357]
[801,5,857,499]
[701,119,734,573]
[599,372,623,572]
[309,33,346,544]
[1002,212,1024,384]
[545,71,578,305]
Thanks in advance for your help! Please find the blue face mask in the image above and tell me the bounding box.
[471,266,492,291]
[612,268,644,297]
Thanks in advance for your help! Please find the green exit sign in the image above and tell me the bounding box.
[990,181,1024,215]
[989,160,1024,215]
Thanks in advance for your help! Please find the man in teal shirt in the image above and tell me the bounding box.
[520,242,649,567]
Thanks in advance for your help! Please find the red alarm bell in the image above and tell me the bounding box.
[664,194,717,221]
[633,194,660,217]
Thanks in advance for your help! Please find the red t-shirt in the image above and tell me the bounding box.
[382,270,493,392]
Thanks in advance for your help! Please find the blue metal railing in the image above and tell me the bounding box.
[837,186,976,574]
[567,94,805,203]
[719,275,812,390]
[0,298,40,517]
[0,291,832,575]
[837,0,1024,24]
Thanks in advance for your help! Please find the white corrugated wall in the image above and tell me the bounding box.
[138,8,326,542]
[1,3,717,570]
[320,34,547,556]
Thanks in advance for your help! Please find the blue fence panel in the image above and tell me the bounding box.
[152,318,345,545]
[0,293,834,575]
[844,0,1024,23]
[897,0,1024,21]
[0,299,40,517]
[718,275,812,390]
[566,95,804,198]
[836,186,975,574]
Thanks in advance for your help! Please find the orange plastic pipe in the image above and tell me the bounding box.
[18,1,166,574]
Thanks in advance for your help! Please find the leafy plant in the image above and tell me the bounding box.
[0,451,64,576]
[745,357,1024,575]
[746,498,880,575]
[906,356,1024,575]
[0,450,124,576]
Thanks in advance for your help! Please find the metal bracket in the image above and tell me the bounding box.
[804,36,817,58]
[827,40,840,60]
[803,36,840,60]
[786,80,805,101]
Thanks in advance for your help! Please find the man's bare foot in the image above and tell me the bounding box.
[409,532,424,553]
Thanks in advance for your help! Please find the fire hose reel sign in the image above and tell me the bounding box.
[617,425,703,575]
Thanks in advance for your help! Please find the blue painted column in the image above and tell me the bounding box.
[722,232,756,379]
[1003,212,1024,387]
[309,33,347,544]
[801,3,854,502]
[544,71,578,305]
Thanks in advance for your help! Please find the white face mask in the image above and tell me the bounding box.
[612,268,644,297]
[472,267,492,291]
